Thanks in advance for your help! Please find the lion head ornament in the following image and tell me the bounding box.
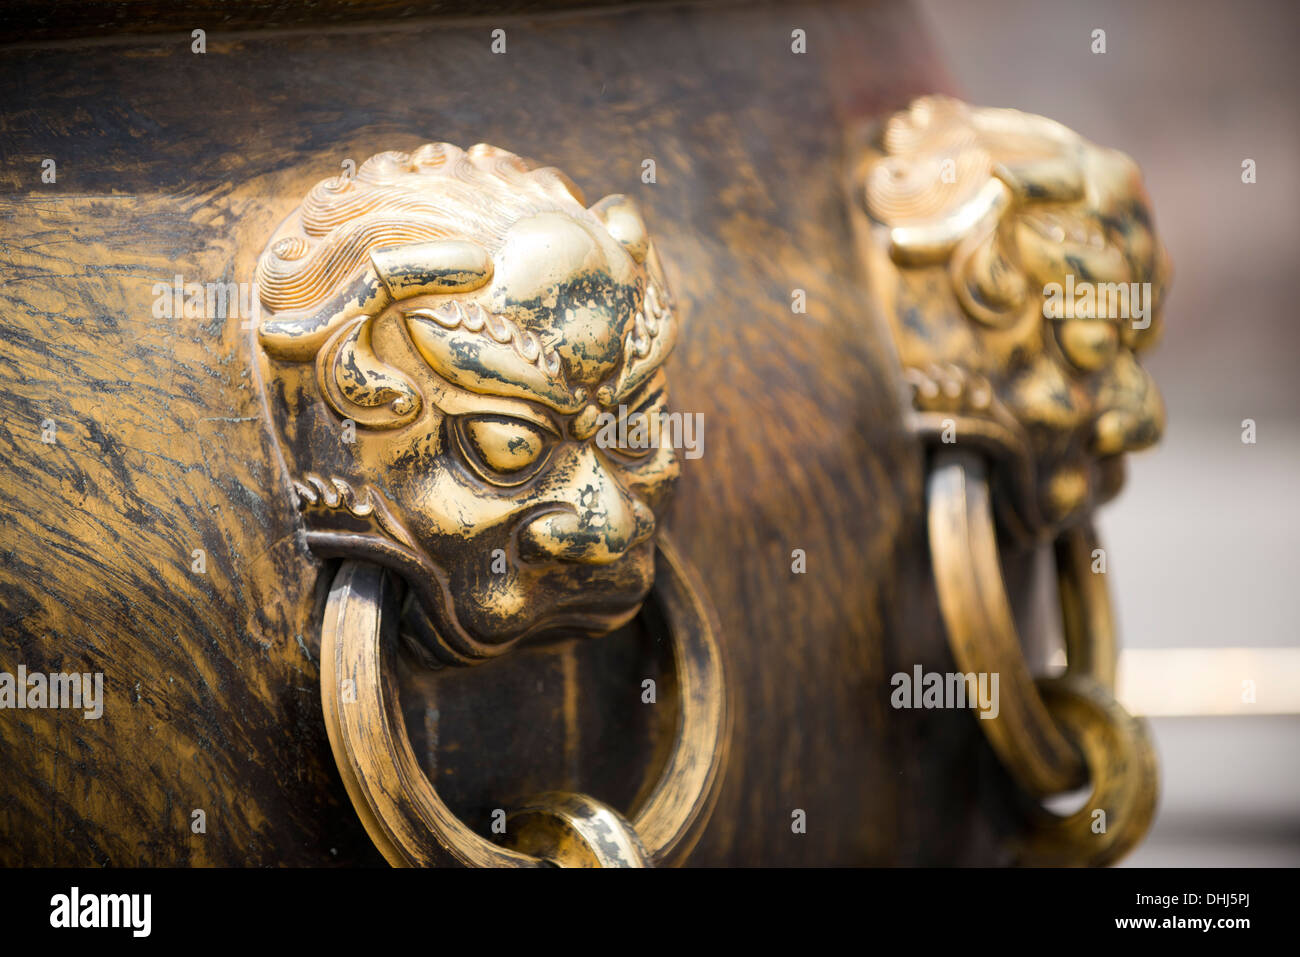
[255,143,681,665]
[854,96,1169,537]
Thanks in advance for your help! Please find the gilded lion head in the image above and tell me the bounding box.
[857,96,1169,535]
[255,143,681,664]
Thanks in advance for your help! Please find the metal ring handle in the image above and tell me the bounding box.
[927,449,1087,796]
[1054,522,1117,689]
[320,532,727,867]
[927,448,1157,864]
[498,791,652,867]
[1019,674,1158,867]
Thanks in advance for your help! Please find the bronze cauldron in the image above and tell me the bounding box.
[0,0,1167,867]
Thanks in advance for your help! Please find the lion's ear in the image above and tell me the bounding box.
[590,194,648,264]
[317,315,422,429]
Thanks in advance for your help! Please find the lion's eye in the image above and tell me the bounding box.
[456,416,552,484]
[597,391,669,463]
[611,411,658,458]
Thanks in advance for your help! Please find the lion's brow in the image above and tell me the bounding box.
[403,301,590,413]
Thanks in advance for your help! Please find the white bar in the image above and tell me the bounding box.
[1116,648,1300,717]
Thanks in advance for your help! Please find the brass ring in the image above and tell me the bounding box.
[927,448,1157,864]
[927,449,1087,796]
[498,791,652,867]
[1017,674,1158,867]
[319,532,727,867]
[1054,521,1117,689]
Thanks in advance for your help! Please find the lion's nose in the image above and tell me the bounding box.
[517,449,656,565]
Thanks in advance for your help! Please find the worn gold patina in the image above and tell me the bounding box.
[256,143,682,667]
[850,97,1166,865]
[853,95,1167,538]
[255,143,725,867]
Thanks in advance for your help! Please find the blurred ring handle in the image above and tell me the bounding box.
[927,449,1157,865]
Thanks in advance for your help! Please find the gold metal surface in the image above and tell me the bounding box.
[924,449,1158,864]
[499,791,651,867]
[255,143,684,666]
[1019,674,1158,867]
[851,95,1168,540]
[851,96,1168,865]
[927,451,1086,797]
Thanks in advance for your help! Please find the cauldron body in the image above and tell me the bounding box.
[0,0,1034,865]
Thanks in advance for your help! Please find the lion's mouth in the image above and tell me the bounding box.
[513,601,647,644]
[400,561,653,664]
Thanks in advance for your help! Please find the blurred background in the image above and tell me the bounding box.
[919,0,1299,865]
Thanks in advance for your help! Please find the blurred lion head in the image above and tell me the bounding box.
[860,96,1169,532]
